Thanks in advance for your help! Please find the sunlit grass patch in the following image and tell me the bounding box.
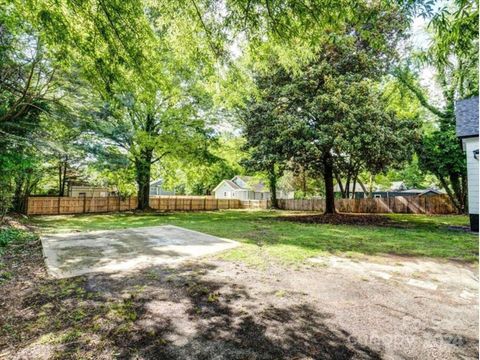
[31,210,477,263]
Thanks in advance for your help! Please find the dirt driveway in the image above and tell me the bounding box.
[3,249,476,359]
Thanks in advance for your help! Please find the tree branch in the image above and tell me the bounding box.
[152,151,171,164]
[395,68,450,119]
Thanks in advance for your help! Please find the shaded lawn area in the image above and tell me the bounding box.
[30,210,478,263]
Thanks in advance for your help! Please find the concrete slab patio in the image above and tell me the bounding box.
[41,225,238,278]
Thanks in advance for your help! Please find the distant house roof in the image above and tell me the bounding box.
[212,179,241,193]
[232,175,268,192]
[225,180,241,190]
[396,189,445,196]
[456,96,479,138]
[150,179,165,187]
[419,189,445,196]
[213,176,273,193]
[398,189,424,194]
[235,175,252,183]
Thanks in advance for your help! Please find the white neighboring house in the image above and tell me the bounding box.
[455,96,479,232]
[149,179,175,196]
[213,175,294,200]
[68,185,111,197]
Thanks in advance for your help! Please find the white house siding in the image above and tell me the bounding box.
[150,186,175,196]
[214,182,236,199]
[464,137,479,215]
[68,186,109,197]
[233,190,264,200]
[233,190,250,200]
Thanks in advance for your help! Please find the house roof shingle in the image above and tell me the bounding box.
[224,180,241,190]
[455,96,479,138]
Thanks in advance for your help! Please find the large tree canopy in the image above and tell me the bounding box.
[237,2,417,212]
[0,0,476,216]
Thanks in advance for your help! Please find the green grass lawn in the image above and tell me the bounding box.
[30,210,478,264]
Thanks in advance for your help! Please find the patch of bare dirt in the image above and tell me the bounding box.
[273,213,398,226]
[0,231,477,360]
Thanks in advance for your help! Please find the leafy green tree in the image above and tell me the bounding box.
[82,89,214,209]
[0,9,46,212]
[17,0,219,209]
[395,0,478,212]
[242,2,414,212]
[238,91,292,208]
[155,136,245,195]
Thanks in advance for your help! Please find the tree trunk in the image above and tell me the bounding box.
[13,174,26,213]
[135,148,153,210]
[334,172,345,198]
[268,164,278,209]
[323,152,335,214]
[59,160,67,196]
[436,174,463,214]
[351,177,357,199]
[58,164,63,196]
[368,174,374,198]
[449,172,466,214]
[301,168,307,198]
[357,177,368,198]
[345,174,351,199]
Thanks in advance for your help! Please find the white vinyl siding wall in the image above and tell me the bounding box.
[150,186,175,196]
[464,137,479,214]
[214,182,236,199]
[68,186,109,197]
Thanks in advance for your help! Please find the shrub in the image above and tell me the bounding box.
[0,228,37,253]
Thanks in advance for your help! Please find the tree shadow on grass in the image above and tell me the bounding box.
[12,261,383,360]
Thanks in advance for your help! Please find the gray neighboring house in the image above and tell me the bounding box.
[149,179,175,196]
[213,175,294,200]
[455,96,479,231]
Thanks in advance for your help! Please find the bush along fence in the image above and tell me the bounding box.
[25,196,241,215]
[25,194,456,215]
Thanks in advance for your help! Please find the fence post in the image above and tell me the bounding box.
[57,197,61,214]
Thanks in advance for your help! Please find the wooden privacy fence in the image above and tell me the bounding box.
[26,196,241,215]
[26,194,456,215]
[274,195,456,214]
